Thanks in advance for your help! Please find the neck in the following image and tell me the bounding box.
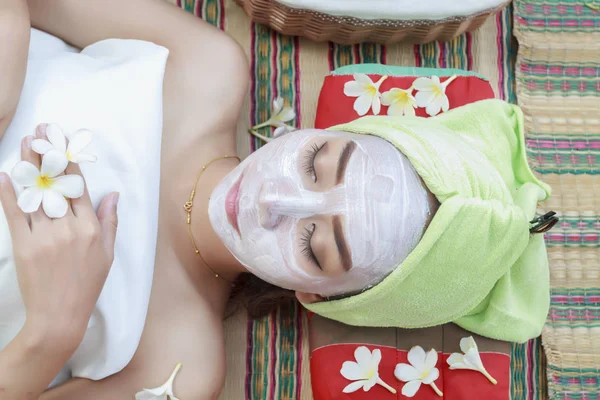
[183,156,246,287]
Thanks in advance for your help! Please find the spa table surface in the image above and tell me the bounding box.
[165,0,600,399]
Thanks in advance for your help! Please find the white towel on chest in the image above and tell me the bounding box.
[0,29,167,387]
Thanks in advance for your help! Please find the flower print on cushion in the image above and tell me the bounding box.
[343,73,388,116]
[340,346,396,394]
[315,65,495,128]
[394,346,443,398]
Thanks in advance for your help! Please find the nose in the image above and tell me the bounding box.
[258,180,328,229]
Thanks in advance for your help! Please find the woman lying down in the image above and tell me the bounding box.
[0,1,553,399]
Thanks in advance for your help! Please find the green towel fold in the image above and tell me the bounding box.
[303,99,551,343]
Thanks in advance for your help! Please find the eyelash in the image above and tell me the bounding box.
[300,223,321,269]
[302,142,327,182]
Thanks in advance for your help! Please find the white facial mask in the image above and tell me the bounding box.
[209,130,431,296]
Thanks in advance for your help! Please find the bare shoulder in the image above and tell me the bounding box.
[197,34,249,122]
[164,28,249,133]
[126,299,228,399]
[41,336,226,400]
[170,318,227,400]
[176,30,248,95]
[127,342,226,400]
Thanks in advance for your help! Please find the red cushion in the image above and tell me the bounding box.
[311,344,510,400]
[314,75,495,129]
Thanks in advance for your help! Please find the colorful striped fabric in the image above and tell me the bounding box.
[528,134,600,175]
[515,0,600,32]
[514,1,600,400]
[168,1,550,398]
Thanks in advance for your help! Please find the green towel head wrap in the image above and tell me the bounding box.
[303,99,551,343]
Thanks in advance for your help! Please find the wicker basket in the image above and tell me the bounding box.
[234,0,511,45]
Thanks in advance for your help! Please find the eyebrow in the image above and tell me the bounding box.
[336,141,357,184]
[333,215,352,272]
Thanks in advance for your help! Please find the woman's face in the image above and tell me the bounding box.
[209,129,431,296]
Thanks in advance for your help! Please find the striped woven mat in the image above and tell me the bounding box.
[167,1,551,398]
[514,1,600,399]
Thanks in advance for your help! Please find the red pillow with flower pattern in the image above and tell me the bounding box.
[314,65,495,129]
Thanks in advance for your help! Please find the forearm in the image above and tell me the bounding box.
[0,323,77,400]
[0,0,30,139]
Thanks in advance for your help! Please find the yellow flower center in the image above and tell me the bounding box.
[36,175,53,189]
[432,85,443,96]
[365,75,388,97]
[420,369,430,380]
[394,91,409,103]
[66,151,73,161]
[366,85,378,96]
[367,368,376,380]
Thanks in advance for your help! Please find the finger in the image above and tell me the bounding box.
[21,135,40,170]
[0,172,31,240]
[20,135,49,224]
[97,193,119,261]
[65,161,94,218]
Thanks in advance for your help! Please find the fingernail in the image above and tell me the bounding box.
[24,136,33,149]
[37,123,48,137]
[0,172,7,184]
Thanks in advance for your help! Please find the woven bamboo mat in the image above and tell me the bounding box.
[514,1,600,399]
[166,1,550,398]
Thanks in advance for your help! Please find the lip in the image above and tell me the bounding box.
[225,173,243,236]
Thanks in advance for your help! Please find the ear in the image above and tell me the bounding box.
[295,291,325,304]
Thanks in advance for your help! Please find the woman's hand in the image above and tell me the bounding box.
[0,128,119,398]
[0,130,119,349]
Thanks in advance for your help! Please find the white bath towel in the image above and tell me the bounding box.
[0,29,167,387]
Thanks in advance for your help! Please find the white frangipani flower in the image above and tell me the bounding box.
[273,124,296,138]
[11,150,84,219]
[135,362,183,400]
[394,346,443,398]
[413,75,457,117]
[32,124,97,164]
[253,97,296,130]
[447,336,497,385]
[343,73,388,116]
[381,87,417,116]
[250,97,297,143]
[269,96,296,126]
[340,346,396,394]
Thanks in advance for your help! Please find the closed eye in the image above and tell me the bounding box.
[302,142,327,183]
[299,223,322,270]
